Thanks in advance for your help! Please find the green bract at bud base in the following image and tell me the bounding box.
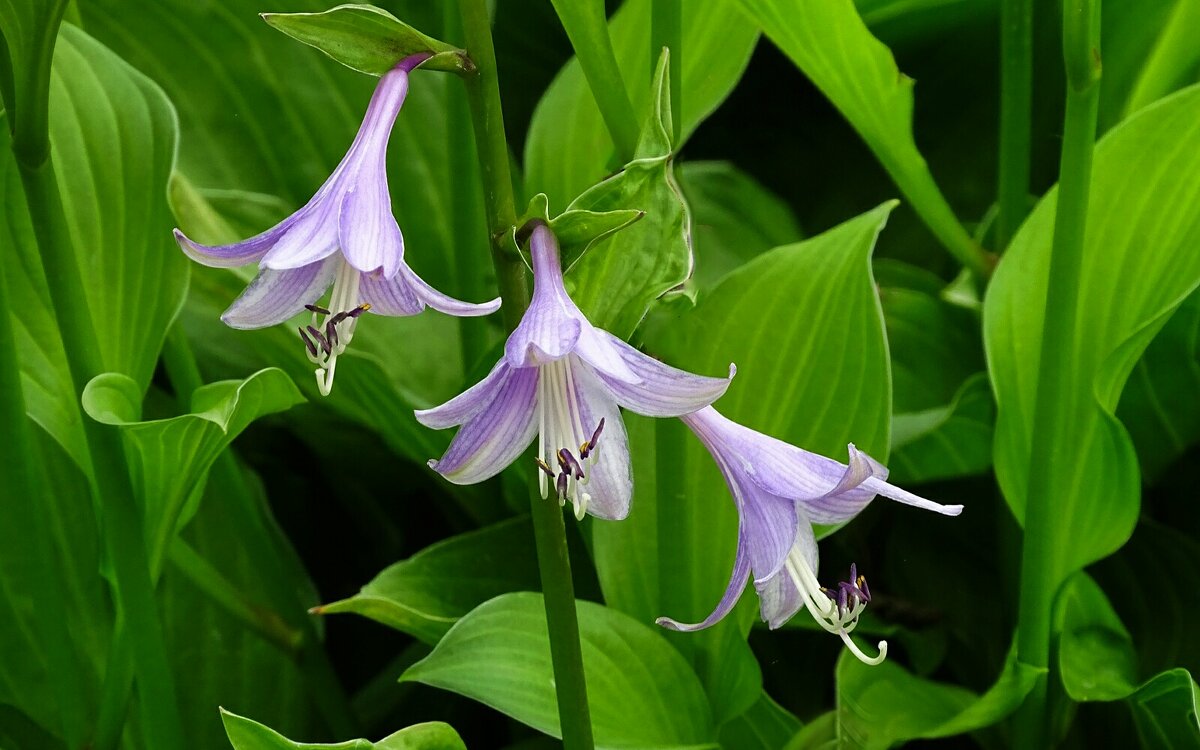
[262,4,473,77]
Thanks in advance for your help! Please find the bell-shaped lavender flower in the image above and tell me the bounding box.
[657,406,963,665]
[416,223,734,521]
[173,55,500,396]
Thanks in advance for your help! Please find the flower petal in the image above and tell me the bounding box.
[358,268,423,316]
[504,224,585,367]
[415,360,510,429]
[428,365,539,485]
[173,224,286,269]
[260,197,342,270]
[656,535,751,632]
[339,181,403,278]
[755,521,817,629]
[395,262,502,317]
[592,330,735,416]
[220,258,337,329]
[570,361,632,520]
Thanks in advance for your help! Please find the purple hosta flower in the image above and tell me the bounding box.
[657,406,963,665]
[173,55,499,396]
[416,224,734,521]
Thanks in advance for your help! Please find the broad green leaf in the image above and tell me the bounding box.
[678,161,803,293]
[734,0,980,269]
[565,51,691,337]
[718,693,802,750]
[525,0,757,203]
[1122,0,1200,117]
[984,84,1200,589]
[1098,0,1196,129]
[222,708,466,749]
[82,368,304,574]
[1117,287,1200,483]
[835,646,1040,748]
[889,373,994,485]
[402,592,715,749]
[316,516,542,645]
[515,191,645,272]
[595,204,897,726]
[263,4,469,76]
[51,24,188,391]
[1056,573,1200,745]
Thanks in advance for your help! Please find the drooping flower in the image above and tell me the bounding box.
[657,406,963,665]
[416,223,734,521]
[173,54,499,395]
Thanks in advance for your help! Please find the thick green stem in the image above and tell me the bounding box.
[996,0,1033,250]
[650,0,681,142]
[18,153,185,750]
[457,2,594,747]
[0,214,87,748]
[1012,1,1100,746]
[548,0,640,161]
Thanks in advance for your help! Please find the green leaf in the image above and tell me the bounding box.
[889,373,994,485]
[1056,573,1200,745]
[401,592,715,748]
[678,161,803,294]
[1122,0,1200,118]
[315,516,543,645]
[525,0,758,204]
[594,204,897,726]
[984,84,1200,588]
[0,0,65,158]
[834,646,1041,748]
[1117,287,1200,483]
[516,192,645,272]
[563,51,693,337]
[734,0,981,272]
[82,368,304,574]
[718,693,802,750]
[262,4,470,77]
[51,24,188,391]
[222,708,466,750]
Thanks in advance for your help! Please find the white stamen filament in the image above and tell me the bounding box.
[307,258,362,397]
[535,357,594,520]
[784,546,887,666]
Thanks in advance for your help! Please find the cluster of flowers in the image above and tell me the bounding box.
[175,58,963,665]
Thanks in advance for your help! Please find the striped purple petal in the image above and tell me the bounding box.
[415,361,511,429]
[428,365,540,485]
[173,223,287,269]
[569,360,633,520]
[592,330,735,416]
[754,521,817,629]
[504,224,585,367]
[394,262,502,317]
[221,258,338,329]
[657,535,751,632]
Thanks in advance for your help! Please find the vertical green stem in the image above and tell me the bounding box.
[996,0,1033,250]
[548,0,640,161]
[650,0,681,142]
[1012,1,1100,746]
[0,214,87,748]
[18,155,185,750]
[457,2,594,747]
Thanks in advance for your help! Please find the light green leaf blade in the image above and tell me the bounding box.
[564,51,691,337]
[889,373,994,485]
[984,84,1200,588]
[1123,0,1200,117]
[719,692,802,750]
[525,0,757,204]
[51,23,188,391]
[262,4,468,76]
[221,708,466,750]
[0,0,65,154]
[316,516,542,645]
[734,0,981,271]
[82,368,304,573]
[401,592,715,749]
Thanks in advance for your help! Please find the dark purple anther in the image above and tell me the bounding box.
[307,325,332,355]
[325,319,340,349]
[558,448,585,480]
[298,327,318,357]
[556,471,569,499]
[857,576,872,602]
[305,303,331,315]
[348,303,370,318]
[581,418,606,458]
[535,457,555,477]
